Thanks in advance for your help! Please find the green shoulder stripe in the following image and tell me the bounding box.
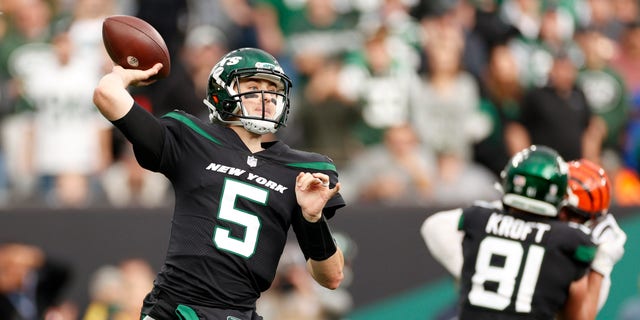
[457,214,464,230]
[163,112,222,145]
[575,245,597,263]
[286,162,337,171]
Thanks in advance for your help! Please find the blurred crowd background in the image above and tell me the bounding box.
[1,0,640,319]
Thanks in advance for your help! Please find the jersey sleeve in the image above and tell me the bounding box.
[561,223,597,280]
[323,159,346,219]
[458,206,487,235]
[111,102,165,171]
[285,151,346,219]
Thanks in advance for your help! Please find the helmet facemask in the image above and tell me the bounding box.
[203,48,292,135]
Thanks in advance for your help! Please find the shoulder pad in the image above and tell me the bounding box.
[567,221,592,235]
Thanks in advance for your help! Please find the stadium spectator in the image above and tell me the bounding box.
[0,0,54,79]
[499,0,544,42]
[612,0,639,26]
[331,25,421,147]
[117,259,155,320]
[82,264,125,320]
[10,26,112,207]
[429,151,500,207]
[448,0,491,83]
[257,241,326,320]
[340,124,437,206]
[506,49,605,162]
[575,26,630,158]
[82,258,155,320]
[581,0,625,42]
[0,242,72,320]
[475,44,523,177]
[356,0,422,69]
[258,234,355,320]
[185,0,254,50]
[466,0,520,51]
[101,141,171,208]
[146,24,229,120]
[65,0,115,71]
[611,21,640,174]
[0,0,56,203]
[253,0,362,164]
[506,3,581,89]
[414,16,489,164]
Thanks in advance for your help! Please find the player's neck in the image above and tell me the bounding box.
[230,126,264,153]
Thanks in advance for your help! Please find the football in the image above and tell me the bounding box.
[102,15,171,79]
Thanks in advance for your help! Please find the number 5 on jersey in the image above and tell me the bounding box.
[214,178,266,258]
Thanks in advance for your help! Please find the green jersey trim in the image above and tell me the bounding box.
[175,304,199,320]
[286,162,337,171]
[163,112,223,145]
[457,214,465,230]
[574,245,597,263]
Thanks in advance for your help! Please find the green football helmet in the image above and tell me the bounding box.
[500,145,569,217]
[203,48,292,134]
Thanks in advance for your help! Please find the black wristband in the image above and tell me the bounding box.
[300,215,337,261]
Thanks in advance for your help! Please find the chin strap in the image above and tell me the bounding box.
[203,99,240,125]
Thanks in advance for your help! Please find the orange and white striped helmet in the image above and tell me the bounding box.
[566,159,612,221]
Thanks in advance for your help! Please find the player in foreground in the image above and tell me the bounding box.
[421,145,626,319]
[93,48,345,320]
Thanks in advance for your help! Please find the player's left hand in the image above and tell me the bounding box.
[590,214,626,277]
[295,172,340,223]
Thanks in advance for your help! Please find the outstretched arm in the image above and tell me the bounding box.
[421,209,464,279]
[295,172,344,290]
[93,64,166,169]
[93,63,163,120]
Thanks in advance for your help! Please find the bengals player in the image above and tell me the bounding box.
[561,159,626,312]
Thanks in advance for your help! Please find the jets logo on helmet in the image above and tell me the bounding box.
[203,48,292,135]
[255,62,279,70]
[501,145,569,217]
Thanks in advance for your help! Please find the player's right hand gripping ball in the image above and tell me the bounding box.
[102,15,171,79]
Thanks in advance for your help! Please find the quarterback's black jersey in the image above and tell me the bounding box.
[457,204,596,320]
[114,106,345,310]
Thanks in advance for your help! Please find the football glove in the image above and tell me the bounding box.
[590,214,626,277]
